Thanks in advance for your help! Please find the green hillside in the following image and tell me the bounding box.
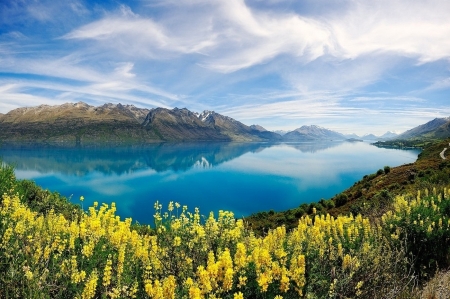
[245,138,450,232]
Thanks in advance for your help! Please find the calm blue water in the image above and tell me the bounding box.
[0,142,420,224]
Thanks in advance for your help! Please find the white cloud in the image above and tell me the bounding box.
[63,0,450,73]
[114,62,136,78]
[349,96,425,103]
[330,0,450,62]
[62,6,216,59]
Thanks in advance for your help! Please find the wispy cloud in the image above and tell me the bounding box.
[64,0,450,71]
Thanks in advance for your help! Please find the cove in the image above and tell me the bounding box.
[0,141,420,224]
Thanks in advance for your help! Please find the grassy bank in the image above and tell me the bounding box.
[245,138,450,233]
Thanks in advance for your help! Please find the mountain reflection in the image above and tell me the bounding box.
[0,141,347,176]
[287,141,344,153]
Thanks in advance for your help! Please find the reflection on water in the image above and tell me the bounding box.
[0,141,346,175]
[0,141,420,223]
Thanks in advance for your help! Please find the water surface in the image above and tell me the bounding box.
[0,141,420,224]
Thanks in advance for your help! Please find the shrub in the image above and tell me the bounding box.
[0,160,16,197]
[383,188,450,279]
[294,207,305,218]
[335,193,348,207]
[384,166,391,174]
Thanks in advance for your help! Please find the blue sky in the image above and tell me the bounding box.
[1,0,449,135]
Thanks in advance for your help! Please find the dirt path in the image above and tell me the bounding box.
[440,144,450,159]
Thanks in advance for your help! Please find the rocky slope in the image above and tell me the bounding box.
[0,102,155,145]
[396,117,450,140]
[0,102,281,145]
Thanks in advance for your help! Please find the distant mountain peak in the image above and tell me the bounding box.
[380,131,398,139]
[283,125,345,141]
[274,130,288,136]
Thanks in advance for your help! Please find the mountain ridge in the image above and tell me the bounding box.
[395,117,450,140]
[0,102,283,144]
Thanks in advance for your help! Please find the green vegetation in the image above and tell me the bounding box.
[0,161,79,219]
[246,138,450,232]
[373,139,433,149]
[0,138,450,298]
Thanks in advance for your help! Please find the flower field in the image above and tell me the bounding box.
[1,162,450,298]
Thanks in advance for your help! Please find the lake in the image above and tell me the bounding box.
[0,141,420,224]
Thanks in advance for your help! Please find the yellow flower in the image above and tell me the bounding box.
[103,256,113,287]
[189,286,202,299]
[234,292,244,299]
[238,276,247,288]
[25,270,33,280]
[173,236,181,247]
[355,280,364,296]
[81,270,98,299]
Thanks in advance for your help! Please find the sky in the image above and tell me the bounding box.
[1,0,450,135]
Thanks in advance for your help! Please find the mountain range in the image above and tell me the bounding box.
[0,102,447,145]
[0,102,283,145]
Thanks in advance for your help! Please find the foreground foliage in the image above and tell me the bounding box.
[0,184,449,297]
[1,159,450,298]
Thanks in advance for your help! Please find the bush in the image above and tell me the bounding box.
[383,189,450,279]
[384,166,391,174]
[0,160,16,197]
[294,207,305,218]
[335,193,348,207]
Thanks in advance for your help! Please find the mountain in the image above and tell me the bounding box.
[380,131,398,139]
[0,102,282,145]
[344,132,398,141]
[282,125,346,141]
[344,133,360,139]
[249,125,267,132]
[143,108,282,142]
[396,117,450,140]
[274,130,289,136]
[0,102,154,144]
[142,108,229,141]
[361,134,379,141]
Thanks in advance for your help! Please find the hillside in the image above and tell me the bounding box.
[0,102,154,145]
[396,117,450,140]
[246,137,450,232]
[0,102,281,145]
